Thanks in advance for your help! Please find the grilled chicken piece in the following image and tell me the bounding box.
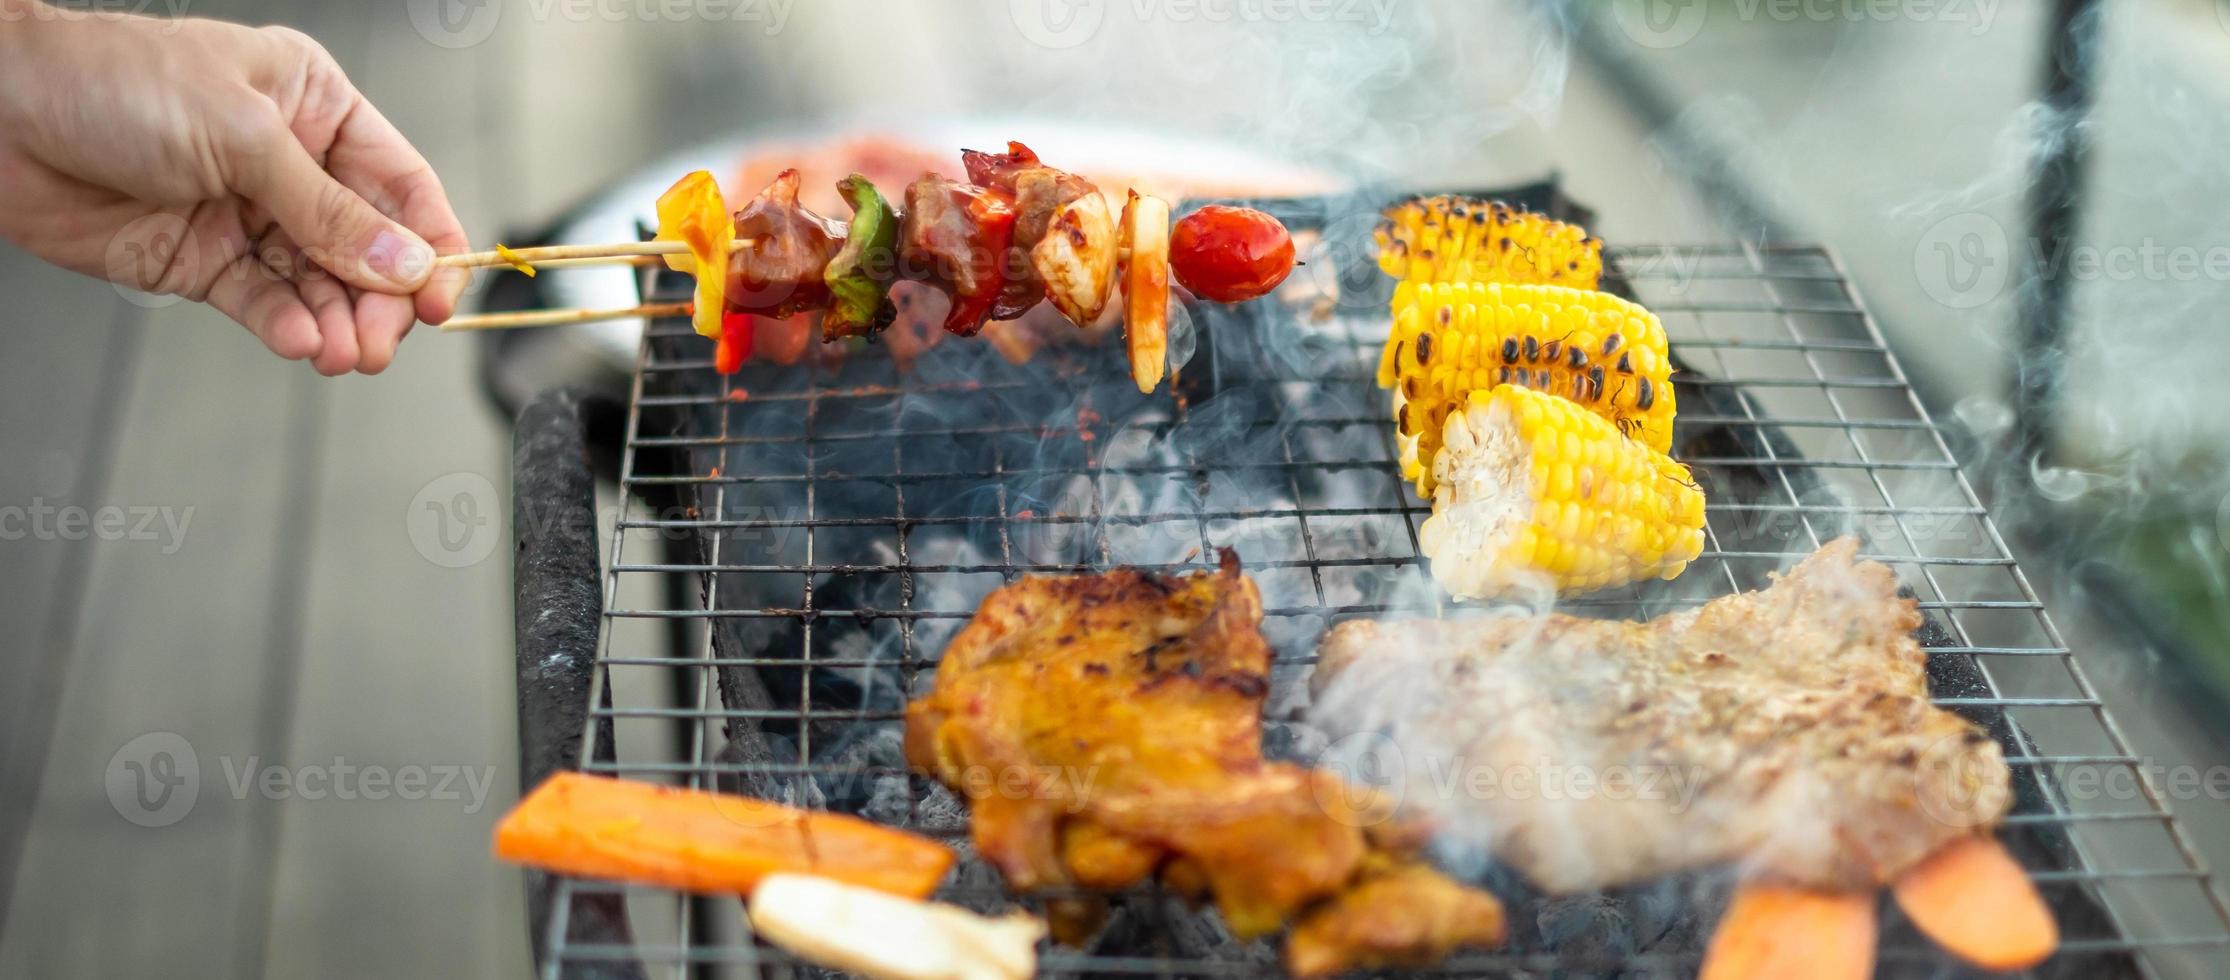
[905,551,1504,975]
[1310,538,2011,893]
[1028,189,1118,326]
[1286,857,1510,978]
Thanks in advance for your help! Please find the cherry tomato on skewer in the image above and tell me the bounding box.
[1167,205,1295,304]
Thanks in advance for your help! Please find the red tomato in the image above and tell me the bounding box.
[1168,206,1295,303]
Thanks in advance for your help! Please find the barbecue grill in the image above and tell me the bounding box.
[503,181,2230,979]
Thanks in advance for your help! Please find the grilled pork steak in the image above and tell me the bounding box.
[1310,538,2010,893]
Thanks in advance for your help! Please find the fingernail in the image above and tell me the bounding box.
[364,231,433,288]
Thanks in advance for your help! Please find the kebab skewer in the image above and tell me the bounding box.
[443,142,1298,393]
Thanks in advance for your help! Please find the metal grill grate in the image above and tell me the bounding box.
[538,233,2230,979]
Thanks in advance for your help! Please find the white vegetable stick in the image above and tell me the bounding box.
[747,873,1043,980]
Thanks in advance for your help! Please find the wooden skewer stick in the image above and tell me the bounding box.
[439,301,693,332]
[519,254,669,270]
[437,240,754,270]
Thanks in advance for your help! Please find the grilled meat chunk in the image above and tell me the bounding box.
[904,551,1504,975]
[725,169,845,319]
[1310,538,2010,893]
[899,174,1017,336]
[963,142,1108,322]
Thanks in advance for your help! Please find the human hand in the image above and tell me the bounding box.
[0,1,469,374]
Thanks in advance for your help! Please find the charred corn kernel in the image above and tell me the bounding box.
[1383,282,1675,495]
[1374,196,1602,291]
[1417,386,1704,599]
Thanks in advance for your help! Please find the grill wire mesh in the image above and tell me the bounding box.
[539,219,2230,978]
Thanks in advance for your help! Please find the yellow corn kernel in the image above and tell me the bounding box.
[1384,281,1676,496]
[1418,386,1705,598]
[1374,196,1603,291]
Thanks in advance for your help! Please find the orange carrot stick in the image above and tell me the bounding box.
[1700,881,1877,980]
[493,772,954,899]
[1892,835,2058,971]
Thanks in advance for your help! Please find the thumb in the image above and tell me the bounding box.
[225,110,433,294]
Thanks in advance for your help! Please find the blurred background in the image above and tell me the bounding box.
[3,0,2229,976]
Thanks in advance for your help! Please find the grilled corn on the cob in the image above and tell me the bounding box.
[1375,196,1603,290]
[1419,385,1705,599]
[1384,282,1675,496]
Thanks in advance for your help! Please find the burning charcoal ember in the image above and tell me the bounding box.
[856,769,918,829]
[1137,893,1277,969]
[907,781,973,836]
[712,732,827,811]
[813,724,909,817]
[1258,719,1327,767]
[1534,893,1637,962]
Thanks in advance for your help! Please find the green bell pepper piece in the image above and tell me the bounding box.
[823,174,900,340]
